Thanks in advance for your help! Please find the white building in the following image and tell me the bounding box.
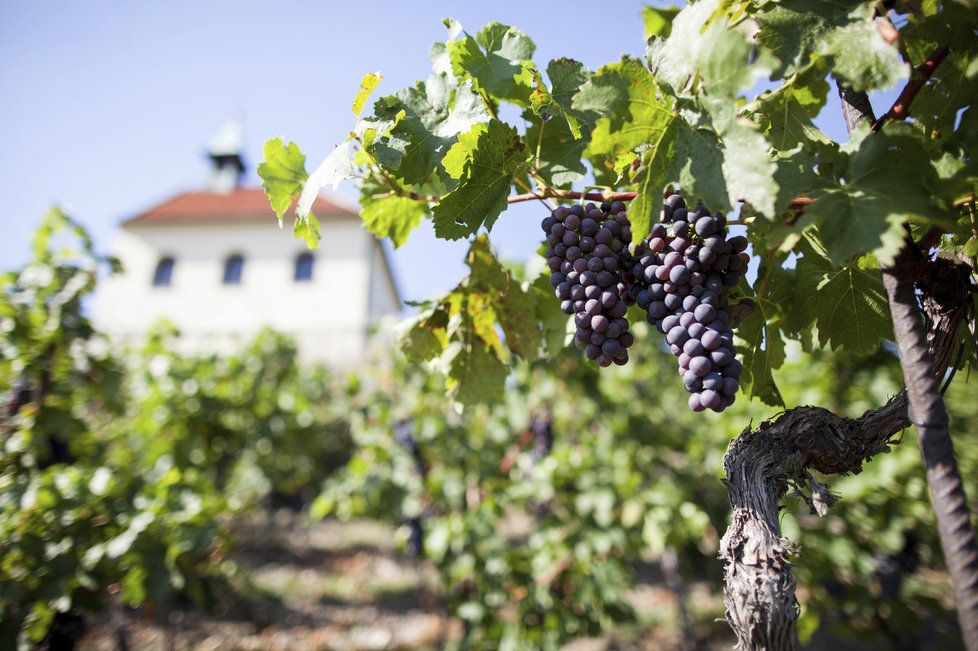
[95,125,401,365]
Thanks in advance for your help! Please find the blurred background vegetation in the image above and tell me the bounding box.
[2,210,975,650]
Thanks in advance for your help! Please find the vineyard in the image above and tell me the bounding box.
[4,0,978,650]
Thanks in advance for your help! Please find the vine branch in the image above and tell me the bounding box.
[873,45,951,131]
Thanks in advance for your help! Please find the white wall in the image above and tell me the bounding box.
[95,217,399,365]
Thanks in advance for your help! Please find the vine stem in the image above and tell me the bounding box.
[838,60,978,649]
[873,45,950,131]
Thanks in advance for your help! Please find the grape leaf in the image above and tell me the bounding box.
[719,120,778,219]
[753,1,871,77]
[647,0,757,98]
[466,235,543,360]
[371,75,491,185]
[293,212,320,250]
[819,19,907,92]
[628,114,729,243]
[642,5,680,39]
[744,65,831,150]
[402,302,450,363]
[735,257,791,406]
[359,193,428,248]
[790,244,892,355]
[445,331,508,405]
[524,111,586,188]
[432,120,528,239]
[802,124,948,265]
[258,138,308,223]
[430,18,463,79]
[753,1,905,90]
[352,72,383,117]
[298,140,355,219]
[735,298,786,407]
[449,22,536,105]
[528,58,593,139]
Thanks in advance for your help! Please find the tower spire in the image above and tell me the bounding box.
[206,118,245,194]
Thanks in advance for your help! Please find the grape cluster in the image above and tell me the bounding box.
[631,195,749,412]
[542,201,636,367]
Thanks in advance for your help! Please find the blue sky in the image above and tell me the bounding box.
[0,1,897,304]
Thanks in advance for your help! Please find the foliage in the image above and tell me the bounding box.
[316,324,978,648]
[259,1,978,410]
[0,211,353,646]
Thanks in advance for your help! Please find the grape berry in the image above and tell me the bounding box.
[541,194,752,412]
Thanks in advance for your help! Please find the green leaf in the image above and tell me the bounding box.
[402,302,450,363]
[432,120,528,239]
[753,1,906,90]
[293,212,320,249]
[802,124,948,265]
[744,65,831,150]
[528,59,593,139]
[445,334,508,406]
[371,75,491,185]
[359,194,428,248]
[258,138,308,223]
[720,120,778,219]
[818,19,906,91]
[641,5,680,39]
[524,111,586,188]
[647,0,758,97]
[352,72,383,116]
[753,1,870,77]
[627,113,729,242]
[466,236,542,360]
[790,244,892,355]
[449,22,536,104]
[735,258,791,406]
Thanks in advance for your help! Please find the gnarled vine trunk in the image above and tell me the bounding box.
[720,253,973,649]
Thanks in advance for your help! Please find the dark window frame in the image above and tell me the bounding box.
[223,254,245,285]
[294,251,315,282]
[152,256,175,287]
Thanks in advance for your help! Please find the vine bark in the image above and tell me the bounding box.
[720,254,973,649]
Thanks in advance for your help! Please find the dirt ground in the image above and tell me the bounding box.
[77,513,733,651]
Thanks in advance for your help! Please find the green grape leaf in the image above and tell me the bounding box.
[371,75,491,185]
[754,1,906,90]
[720,120,778,219]
[802,124,948,265]
[445,335,509,406]
[359,193,428,248]
[402,302,450,363]
[524,111,586,188]
[790,245,892,355]
[642,5,680,39]
[432,120,528,239]
[293,212,320,249]
[466,236,542,360]
[352,72,383,117]
[754,1,870,77]
[529,58,593,139]
[819,19,907,91]
[449,22,536,105]
[735,258,791,406]
[744,65,831,150]
[258,138,308,223]
[735,300,786,407]
[647,0,757,97]
[442,123,486,180]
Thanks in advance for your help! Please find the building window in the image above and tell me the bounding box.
[152,257,175,287]
[294,252,315,282]
[223,254,244,285]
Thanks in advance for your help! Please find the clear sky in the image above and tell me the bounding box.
[0,1,898,304]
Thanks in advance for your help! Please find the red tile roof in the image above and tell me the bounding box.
[124,188,355,225]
